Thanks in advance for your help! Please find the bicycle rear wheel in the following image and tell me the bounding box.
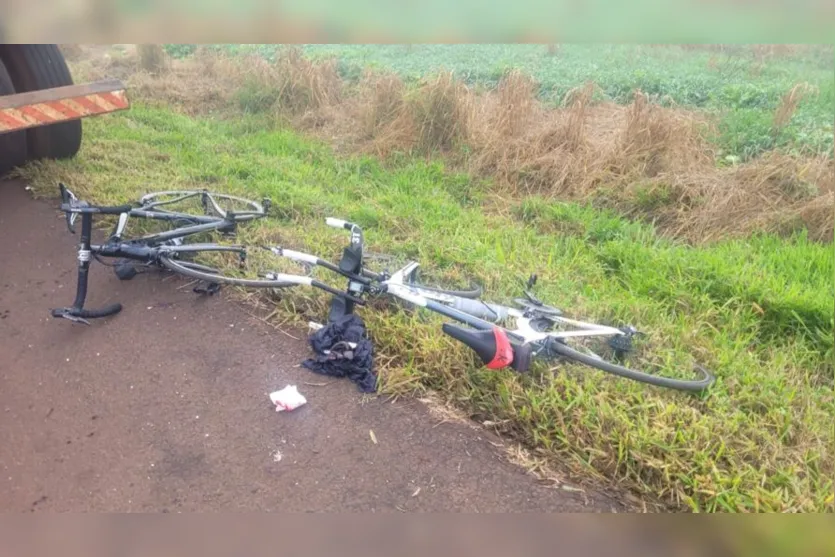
[406,281,483,299]
[546,339,715,392]
[158,245,298,288]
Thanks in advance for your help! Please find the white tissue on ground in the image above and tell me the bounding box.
[269,385,307,412]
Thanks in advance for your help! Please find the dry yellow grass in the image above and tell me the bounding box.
[491,70,539,139]
[408,71,473,154]
[272,47,342,115]
[136,44,167,75]
[773,82,817,132]
[68,45,834,244]
[469,80,598,196]
[611,90,712,177]
[796,192,835,242]
[355,70,474,157]
[357,70,414,156]
[360,70,407,139]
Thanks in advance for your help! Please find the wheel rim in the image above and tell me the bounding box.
[138,191,265,221]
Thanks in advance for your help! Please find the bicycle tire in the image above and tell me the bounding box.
[138,191,266,223]
[406,281,483,299]
[548,341,715,392]
[159,250,299,289]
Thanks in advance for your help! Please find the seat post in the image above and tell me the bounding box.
[328,244,363,322]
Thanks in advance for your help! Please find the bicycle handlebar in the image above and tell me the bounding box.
[326,217,351,230]
[58,183,133,235]
[59,203,134,215]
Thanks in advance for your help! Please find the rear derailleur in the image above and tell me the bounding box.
[607,325,643,360]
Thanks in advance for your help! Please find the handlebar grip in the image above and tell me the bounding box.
[74,303,124,318]
[51,303,123,322]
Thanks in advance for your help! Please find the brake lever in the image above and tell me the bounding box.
[65,212,78,234]
[58,183,83,234]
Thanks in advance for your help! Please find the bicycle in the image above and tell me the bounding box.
[162,215,716,392]
[50,183,276,324]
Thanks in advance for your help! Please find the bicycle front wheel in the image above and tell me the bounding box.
[158,245,299,289]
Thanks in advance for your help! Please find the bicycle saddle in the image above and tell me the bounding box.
[441,323,532,373]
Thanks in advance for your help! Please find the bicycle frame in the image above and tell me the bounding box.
[257,218,727,387]
[263,245,487,318]
[106,211,237,245]
[381,265,625,345]
[261,217,628,350]
[63,188,268,243]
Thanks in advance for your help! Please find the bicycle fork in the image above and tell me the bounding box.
[51,212,123,325]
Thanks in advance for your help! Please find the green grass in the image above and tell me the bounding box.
[166,43,835,161]
[21,105,834,512]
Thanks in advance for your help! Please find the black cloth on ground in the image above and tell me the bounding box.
[302,314,377,393]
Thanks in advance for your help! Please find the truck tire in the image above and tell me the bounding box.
[0,58,28,177]
[0,44,82,160]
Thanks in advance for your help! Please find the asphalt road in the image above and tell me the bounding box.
[0,180,622,512]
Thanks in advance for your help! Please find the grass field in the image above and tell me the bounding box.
[20,95,834,511]
[164,43,835,161]
[26,44,833,511]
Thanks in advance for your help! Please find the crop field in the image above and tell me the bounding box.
[29,43,835,512]
[164,43,835,161]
